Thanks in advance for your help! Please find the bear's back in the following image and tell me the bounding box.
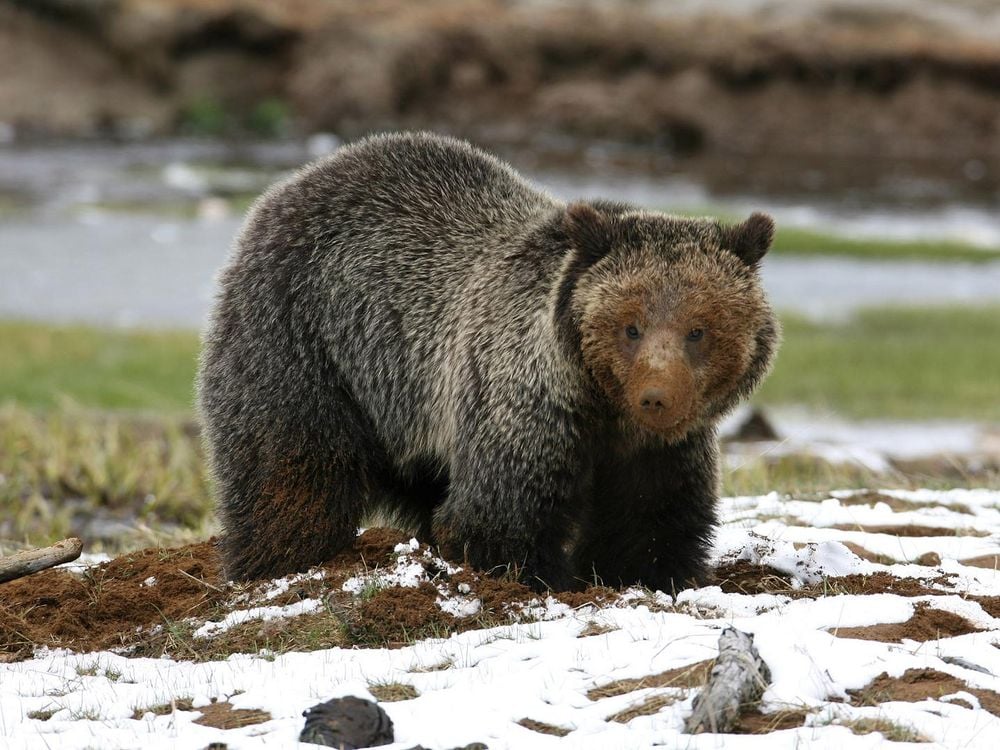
[218,133,564,465]
[277,133,552,265]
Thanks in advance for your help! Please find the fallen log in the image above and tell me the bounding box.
[0,538,83,584]
[684,627,771,734]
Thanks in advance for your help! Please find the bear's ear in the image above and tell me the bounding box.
[722,212,775,268]
[563,202,615,269]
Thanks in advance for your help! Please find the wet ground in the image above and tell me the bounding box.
[1,139,999,329]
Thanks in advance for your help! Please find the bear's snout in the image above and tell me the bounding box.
[639,386,667,412]
[633,378,693,433]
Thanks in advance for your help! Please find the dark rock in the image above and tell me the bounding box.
[728,408,779,442]
[300,696,394,749]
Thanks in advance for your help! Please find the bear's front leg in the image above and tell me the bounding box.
[433,424,587,592]
[573,428,720,593]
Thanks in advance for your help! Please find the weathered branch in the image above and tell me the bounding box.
[0,538,83,584]
[684,627,771,734]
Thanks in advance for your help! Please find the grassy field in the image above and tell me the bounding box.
[770,226,1000,263]
[758,306,1000,421]
[1,308,997,550]
[3,307,998,419]
[0,321,198,412]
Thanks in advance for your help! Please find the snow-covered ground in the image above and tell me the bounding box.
[4,489,1000,749]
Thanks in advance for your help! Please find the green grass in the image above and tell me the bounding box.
[0,405,212,550]
[756,306,1000,420]
[0,321,198,412]
[771,226,1000,263]
[4,307,998,421]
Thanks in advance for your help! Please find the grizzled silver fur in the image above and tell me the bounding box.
[197,132,779,590]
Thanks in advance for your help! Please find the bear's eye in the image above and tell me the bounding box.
[625,325,641,340]
[686,328,704,342]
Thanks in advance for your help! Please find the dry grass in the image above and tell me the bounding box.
[368,681,420,702]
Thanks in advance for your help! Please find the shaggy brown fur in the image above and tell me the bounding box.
[197,132,779,591]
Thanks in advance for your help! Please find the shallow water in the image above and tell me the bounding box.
[1,138,998,329]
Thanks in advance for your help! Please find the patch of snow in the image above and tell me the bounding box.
[6,489,1000,749]
[193,599,323,639]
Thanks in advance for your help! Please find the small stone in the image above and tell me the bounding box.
[916,552,942,567]
[300,696,394,749]
[728,408,779,442]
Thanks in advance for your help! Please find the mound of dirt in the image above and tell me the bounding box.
[1,526,988,664]
[0,528,623,662]
[852,668,1000,717]
[0,541,223,659]
[830,602,981,642]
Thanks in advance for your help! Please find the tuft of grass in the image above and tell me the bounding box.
[0,404,212,550]
[606,693,683,723]
[0,321,198,412]
[27,707,59,721]
[368,681,420,702]
[517,717,572,735]
[832,716,929,742]
[757,306,1000,421]
[131,697,194,720]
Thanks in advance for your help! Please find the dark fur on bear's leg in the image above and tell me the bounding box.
[432,374,590,592]
[573,428,720,591]
[201,353,379,580]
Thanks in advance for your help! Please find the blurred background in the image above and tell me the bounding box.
[1,0,998,553]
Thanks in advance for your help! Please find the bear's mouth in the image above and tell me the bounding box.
[633,407,697,442]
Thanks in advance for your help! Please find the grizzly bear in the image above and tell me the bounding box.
[197,131,779,591]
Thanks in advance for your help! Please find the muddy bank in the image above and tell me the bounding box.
[3,0,1000,194]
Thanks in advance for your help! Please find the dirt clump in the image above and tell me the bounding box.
[712,561,798,595]
[831,524,988,537]
[192,700,272,729]
[961,555,1000,570]
[729,708,811,734]
[851,668,1000,717]
[831,602,981,643]
[0,541,222,659]
[353,583,455,647]
[819,572,948,597]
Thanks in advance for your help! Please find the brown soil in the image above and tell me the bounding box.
[192,701,272,729]
[837,491,971,515]
[841,542,898,565]
[851,668,1000,717]
[967,596,1000,619]
[0,527,626,661]
[821,572,952,597]
[0,541,223,659]
[5,1,1000,197]
[961,555,1000,570]
[730,709,812,734]
[831,524,988,538]
[830,602,981,642]
[0,527,986,663]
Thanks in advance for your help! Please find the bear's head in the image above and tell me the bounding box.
[559,203,779,442]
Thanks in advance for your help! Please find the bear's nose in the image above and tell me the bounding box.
[639,387,668,411]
